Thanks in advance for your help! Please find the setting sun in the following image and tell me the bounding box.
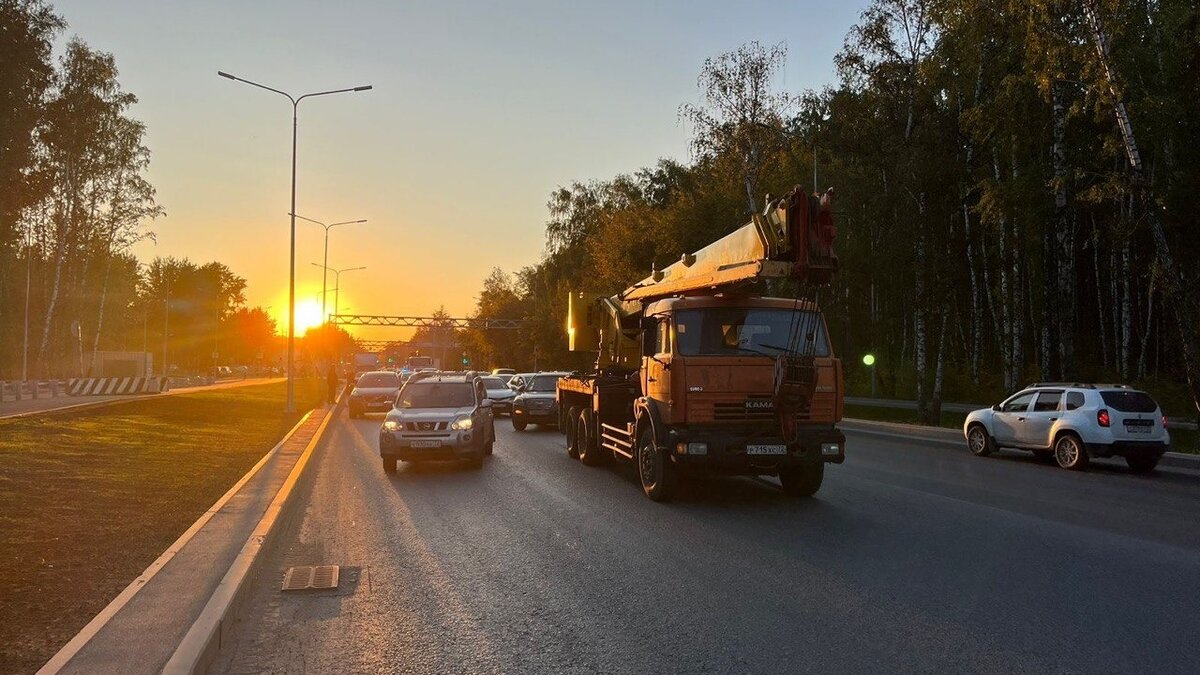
[290,299,324,335]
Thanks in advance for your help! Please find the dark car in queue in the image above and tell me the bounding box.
[511,371,569,431]
[348,370,402,418]
[479,376,516,415]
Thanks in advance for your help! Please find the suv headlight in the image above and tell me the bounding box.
[450,416,473,430]
[383,419,401,431]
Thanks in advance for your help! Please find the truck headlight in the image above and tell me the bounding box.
[821,442,840,456]
[451,416,473,431]
[383,419,400,431]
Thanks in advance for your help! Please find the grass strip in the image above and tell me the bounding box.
[0,378,322,673]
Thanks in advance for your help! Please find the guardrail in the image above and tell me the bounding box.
[0,379,71,402]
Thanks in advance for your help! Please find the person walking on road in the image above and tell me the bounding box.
[326,362,339,405]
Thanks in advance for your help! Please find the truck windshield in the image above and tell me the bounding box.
[675,308,830,357]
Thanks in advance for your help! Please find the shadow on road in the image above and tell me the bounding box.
[987,448,1200,485]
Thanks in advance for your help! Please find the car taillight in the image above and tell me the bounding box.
[1162,415,1168,428]
[1097,409,1110,427]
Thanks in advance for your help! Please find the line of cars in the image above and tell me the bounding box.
[963,383,1171,473]
[347,367,570,474]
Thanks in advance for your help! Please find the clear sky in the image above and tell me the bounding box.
[52,0,867,340]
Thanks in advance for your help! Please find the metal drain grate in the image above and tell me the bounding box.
[281,565,340,591]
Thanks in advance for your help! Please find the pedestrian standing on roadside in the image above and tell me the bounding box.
[326,362,339,404]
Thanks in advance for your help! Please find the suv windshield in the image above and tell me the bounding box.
[675,308,830,357]
[1100,390,1158,413]
[397,382,475,408]
[357,373,399,388]
[527,375,558,392]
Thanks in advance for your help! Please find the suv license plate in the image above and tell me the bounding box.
[1127,426,1151,435]
[746,444,787,455]
[411,440,442,448]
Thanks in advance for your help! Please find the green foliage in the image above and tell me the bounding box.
[471,3,1200,417]
[0,7,277,378]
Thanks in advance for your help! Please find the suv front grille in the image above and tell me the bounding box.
[406,421,449,432]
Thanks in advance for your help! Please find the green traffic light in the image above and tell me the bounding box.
[862,353,876,367]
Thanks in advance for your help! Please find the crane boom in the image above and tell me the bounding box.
[620,186,837,306]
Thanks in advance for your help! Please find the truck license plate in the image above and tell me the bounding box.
[411,440,442,448]
[746,444,787,455]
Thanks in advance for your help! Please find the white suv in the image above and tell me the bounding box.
[964,384,1170,473]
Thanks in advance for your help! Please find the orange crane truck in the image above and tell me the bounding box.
[557,186,846,501]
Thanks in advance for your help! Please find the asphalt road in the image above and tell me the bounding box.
[220,410,1200,674]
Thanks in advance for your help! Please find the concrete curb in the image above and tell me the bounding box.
[160,399,340,674]
[840,417,1200,470]
[36,407,321,675]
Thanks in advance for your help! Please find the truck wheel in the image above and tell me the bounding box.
[577,408,605,466]
[779,461,823,497]
[636,427,675,502]
[566,406,581,459]
[382,457,397,474]
[1054,433,1089,471]
[513,417,527,432]
[966,424,994,457]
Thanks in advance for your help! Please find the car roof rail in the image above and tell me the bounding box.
[1027,382,1094,389]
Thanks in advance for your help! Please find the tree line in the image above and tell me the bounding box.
[460,0,1200,419]
[0,1,281,378]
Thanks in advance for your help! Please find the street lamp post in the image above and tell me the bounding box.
[293,214,366,323]
[863,353,877,398]
[218,70,372,413]
[163,297,170,379]
[311,263,366,322]
[22,233,32,382]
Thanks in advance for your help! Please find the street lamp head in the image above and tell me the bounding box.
[862,353,876,367]
[354,85,373,92]
[217,71,235,80]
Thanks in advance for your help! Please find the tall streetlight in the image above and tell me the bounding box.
[292,213,367,322]
[311,263,366,322]
[22,232,33,382]
[218,70,372,412]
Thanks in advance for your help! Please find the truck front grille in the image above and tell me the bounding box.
[690,396,835,424]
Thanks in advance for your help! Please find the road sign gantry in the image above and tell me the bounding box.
[329,315,524,329]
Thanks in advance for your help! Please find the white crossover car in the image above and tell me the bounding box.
[963,384,1169,473]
